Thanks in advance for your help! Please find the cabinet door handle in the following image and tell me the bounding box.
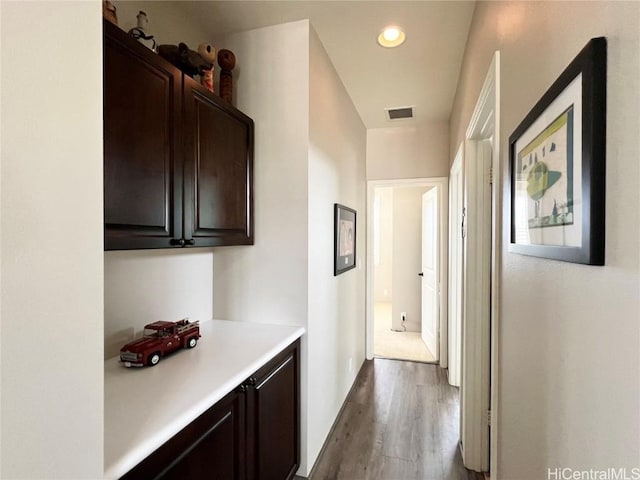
[170,238,185,247]
[235,384,247,393]
[247,377,257,386]
[185,239,196,246]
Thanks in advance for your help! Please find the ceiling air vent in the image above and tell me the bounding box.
[386,106,414,121]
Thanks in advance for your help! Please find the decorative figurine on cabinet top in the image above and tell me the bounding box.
[198,43,216,93]
[102,0,118,26]
[218,49,236,104]
[119,318,201,367]
[158,43,213,78]
[128,10,157,52]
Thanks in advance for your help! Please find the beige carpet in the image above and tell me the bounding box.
[374,302,436,363]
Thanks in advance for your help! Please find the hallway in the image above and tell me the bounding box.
[310,359,483,480]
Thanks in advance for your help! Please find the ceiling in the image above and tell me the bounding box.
[181,1,476,129]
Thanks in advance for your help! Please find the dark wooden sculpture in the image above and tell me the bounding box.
[218,49,236,104]
[158,43,213,78]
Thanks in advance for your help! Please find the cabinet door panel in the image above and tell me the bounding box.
[247,341,300,480]
[120,390,246,480]
[196,98,247,230]
[104,21,182,250]
[183,78,254,247]
[160,410,235,480]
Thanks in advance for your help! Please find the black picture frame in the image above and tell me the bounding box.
[508,37,606,265]
[334,204,356,276]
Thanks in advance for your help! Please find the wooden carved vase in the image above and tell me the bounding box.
[218,49,236,104]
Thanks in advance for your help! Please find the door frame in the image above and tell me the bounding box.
[460,51,501,474]
[447,144,464,387]
[365,177,449,364]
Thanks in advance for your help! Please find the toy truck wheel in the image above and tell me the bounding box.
[187,337,198,348]
[148,353,161,366]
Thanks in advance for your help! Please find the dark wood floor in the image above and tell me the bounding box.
[309,359,484,480]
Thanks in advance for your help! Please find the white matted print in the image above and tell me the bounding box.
[513,74,582,248]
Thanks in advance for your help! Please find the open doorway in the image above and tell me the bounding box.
[371,185,435,362]
[366,178,448,365]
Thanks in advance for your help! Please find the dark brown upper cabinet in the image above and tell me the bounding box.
[103,20,254,250]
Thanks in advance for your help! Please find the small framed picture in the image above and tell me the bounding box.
[334,204,356,276]
[509,37,606,265]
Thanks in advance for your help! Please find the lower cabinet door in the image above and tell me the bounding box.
[121,390,246,480]
[247,340,300,480]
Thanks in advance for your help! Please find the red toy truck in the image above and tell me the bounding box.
[120,318,201,367]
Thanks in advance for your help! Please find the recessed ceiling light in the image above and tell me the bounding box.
[377,26,406,48]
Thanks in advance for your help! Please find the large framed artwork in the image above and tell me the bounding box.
[509,37,606,265]
[334,204,356,276]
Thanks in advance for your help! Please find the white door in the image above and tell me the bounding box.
[461,138,492,472]
[421,188,439,358]
[448,148,463,387]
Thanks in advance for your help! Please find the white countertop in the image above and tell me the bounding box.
[104,319,305,479]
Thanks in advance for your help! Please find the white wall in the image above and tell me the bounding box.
[308,24,367,471]
[373,187,393,302]
[103,2,214,358]
[391,186,431,332]
[449,2,640,477]
[211,20,309,328]
[104,250,214,358]
[367,122,449,180]
[0,2,104,478]
[212,20,367,476]
[211,19,311,473]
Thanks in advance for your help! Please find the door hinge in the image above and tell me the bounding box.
[461,208,466,239]
[488,166,493,185]
[487,409,492,426]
